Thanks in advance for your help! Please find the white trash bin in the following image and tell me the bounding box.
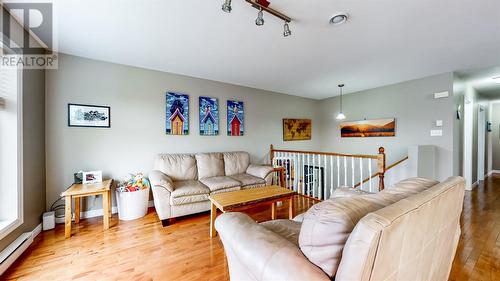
[115,187,150,221]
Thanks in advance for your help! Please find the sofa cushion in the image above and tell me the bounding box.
[246,164,274,179]
[230,173,266,187]
[299,177,439,278]
[330,186,372,198]
[383,177,439,197]
[170,180,210,206]
[260,219,302,246]
[223,152,250,176]
[210,186,240,195]
[195,153,225,179]
[199,176,241,192]
[154,154,197,181]
[299,195,396,278]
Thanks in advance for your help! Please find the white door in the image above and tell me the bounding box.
[478,105,485,181]
[464,98,473,190]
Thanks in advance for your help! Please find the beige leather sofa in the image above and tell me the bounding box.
[216,176,465,281]
[149,151,274,226]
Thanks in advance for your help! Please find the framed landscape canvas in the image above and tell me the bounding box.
[199,96,219,135]
[283,119,312,141]
[166,92,189,135]
[227,100,244,136]
[340,118,396,137]
[68,103,110,128]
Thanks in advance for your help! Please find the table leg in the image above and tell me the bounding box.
[210,202,217,238]
[74,197,80,224]
[271,202,276,220]
[108,190,112,218]
[65,196,72,239]
[103,192,110,230]
[288,197,294,219]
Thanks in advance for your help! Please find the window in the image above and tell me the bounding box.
[0,48,23,240]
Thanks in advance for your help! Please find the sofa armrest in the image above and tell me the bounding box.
[215,213,329,281]
[246,164,274,179]
[149,170,174,192]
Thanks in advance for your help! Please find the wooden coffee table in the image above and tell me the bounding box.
[208,185,296,238]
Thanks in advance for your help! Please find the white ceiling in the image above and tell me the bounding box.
[50,0,500,99]
[456,67,500,98]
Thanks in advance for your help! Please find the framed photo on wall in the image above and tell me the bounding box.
[283,119,312,141]
[68,103,111,128]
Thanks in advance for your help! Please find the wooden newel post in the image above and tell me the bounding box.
[269,144,274,164]
[377,147,386,191]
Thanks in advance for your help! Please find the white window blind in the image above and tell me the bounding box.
[0,61,23,240]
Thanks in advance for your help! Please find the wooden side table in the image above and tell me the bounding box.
[61,179,113,238]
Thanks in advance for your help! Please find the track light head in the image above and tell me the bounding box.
[283,22,291,37]
[255,9,265,26]
[222,0,232,13]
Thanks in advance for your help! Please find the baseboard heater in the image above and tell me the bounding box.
[0,225,40,275]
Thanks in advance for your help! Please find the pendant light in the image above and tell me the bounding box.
[221,0,232,13]
[336,84,346,120]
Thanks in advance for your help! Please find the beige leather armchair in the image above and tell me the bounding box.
[216,177,465,281]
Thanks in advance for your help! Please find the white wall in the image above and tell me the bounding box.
[45,54,321,211]
[318,73,456,181]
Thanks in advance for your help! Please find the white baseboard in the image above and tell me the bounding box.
[55,200,155,224]
[488,170,500,177]
[0,223,42,275]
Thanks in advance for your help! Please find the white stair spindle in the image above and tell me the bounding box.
[330,155,334,197]
[344,156,347,186]
[307,154,311,197]
[360,158,363,190]
[293,153,299,192]
[337,156,340,188]
[312,154,316,199]
[369,159,372,193]
[351,157,355,187]
[323,155,327,200]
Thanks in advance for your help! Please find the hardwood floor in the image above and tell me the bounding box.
[2,195,318,280]
[2,176,499,280]
[449,174,500,281]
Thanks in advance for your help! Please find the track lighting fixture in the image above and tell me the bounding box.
[255,9,264,26]
[222,0,232,13]
[336,84,346,120]
[283,22,291,37]
[222,1,294,35]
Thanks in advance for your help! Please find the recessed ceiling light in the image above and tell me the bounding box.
[330,13,349,26]
[493,76,500,84]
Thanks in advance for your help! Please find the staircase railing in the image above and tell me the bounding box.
[270,145,386,200]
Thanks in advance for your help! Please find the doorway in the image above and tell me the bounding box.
[477,105,486,181]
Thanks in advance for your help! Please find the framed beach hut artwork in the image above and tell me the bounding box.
[227,100,244,136]
[199,96,219,135]
[166,92,189,135]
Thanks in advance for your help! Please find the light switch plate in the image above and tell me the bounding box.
[436,120,443,127]
[430,129,443,136]
[434,91,449,99]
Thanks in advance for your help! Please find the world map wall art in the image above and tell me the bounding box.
[166,92,189,135]
[199,96,219,136]
[227,100,244,136]
[340,118,396,137]
[283,119,312,141]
